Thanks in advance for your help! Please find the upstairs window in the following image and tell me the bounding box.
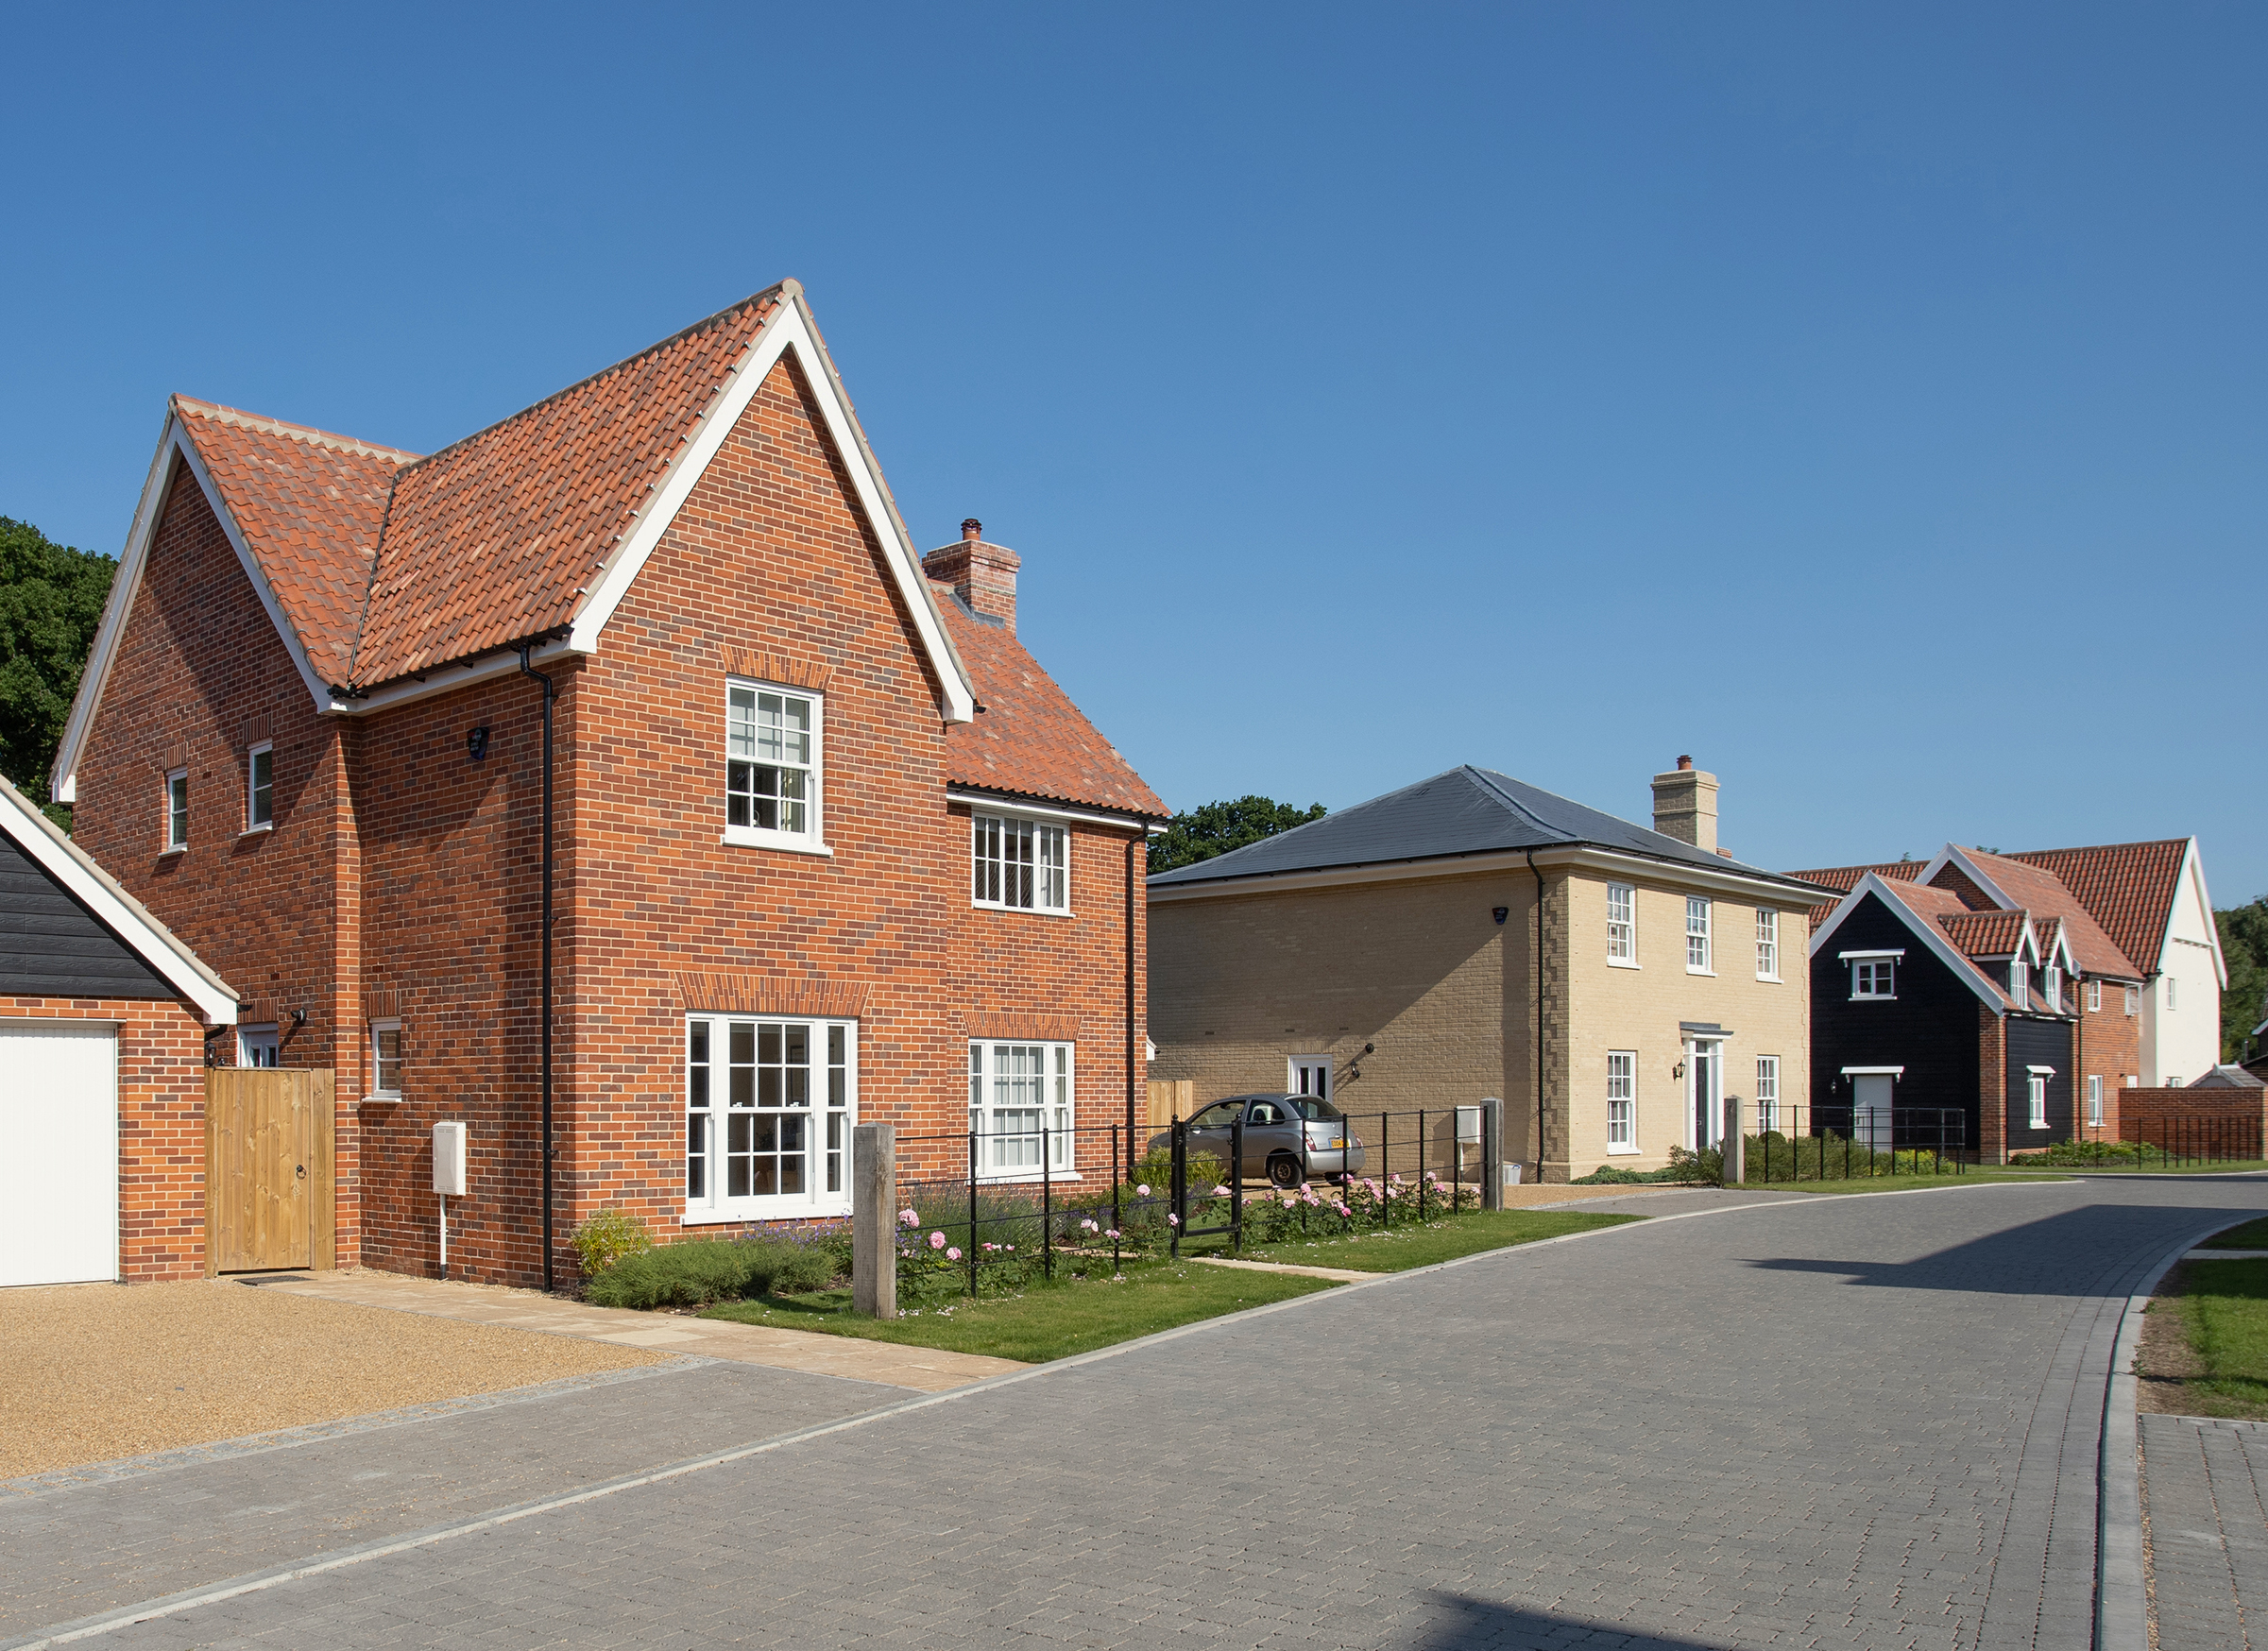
[1684,897,1712,972]
[2009,961,2029,1010]
[2166,976,2177,1011]
[164,770,188,851]
[1850,957,1897,999]
[972,813,1068,913]
[1755,909,1779,979]
[725,681,821,848]
[246,742,273,831]
[2088,980,2102,1013]
[1606,884,1636,964]
[2124,985,2139,1016]
[2044,964,2062,1013]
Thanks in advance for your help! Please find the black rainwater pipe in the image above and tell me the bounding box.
[1125,837,1137,1181]
[1527,849,1544,1183]
[518,646,556,1293]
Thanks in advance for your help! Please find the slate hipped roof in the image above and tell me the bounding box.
[1148,765,1833,895]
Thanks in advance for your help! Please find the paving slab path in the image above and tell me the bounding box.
[7,1174,2264,1650]
[2140,1413,2268,1650]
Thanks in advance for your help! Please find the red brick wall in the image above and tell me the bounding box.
[2,997,210,1282]
[70,463,366,1267]
[1976,1007,2007,1163]
[2072,978,2144,1138]
[2113,1087,2268,1156]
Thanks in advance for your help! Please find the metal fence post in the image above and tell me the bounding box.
[1481,1098,1502,1211]
[1041,1117,1053,1282]
[966,1128,979,1297]
[1170,1117,1185,1259]
[1230,1116,1243,1253]
[1110,1123,1121,1274]
[852,1122,896,1319]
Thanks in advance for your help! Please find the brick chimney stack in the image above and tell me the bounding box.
[922,519,1021,632]
[1650,755,1719,853]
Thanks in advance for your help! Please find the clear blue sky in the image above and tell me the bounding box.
[5,4,2261,901]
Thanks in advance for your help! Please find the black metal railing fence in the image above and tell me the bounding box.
[1747,1104,1970,1183]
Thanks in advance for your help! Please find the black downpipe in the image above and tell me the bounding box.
[518,647,557,1293]
[1125,837,1137,1183]
[1527,849,1544,1183]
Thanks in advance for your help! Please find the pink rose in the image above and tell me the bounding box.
[946,1247,962,1262]
[929,1232,946,1250]
[900,1209,920,1226]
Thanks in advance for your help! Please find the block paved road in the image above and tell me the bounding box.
[6,1174,2263,1651]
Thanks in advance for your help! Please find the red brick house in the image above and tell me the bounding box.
[53,281,1164,1288]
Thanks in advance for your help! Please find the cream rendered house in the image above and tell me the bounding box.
[1148,760,1833,1182]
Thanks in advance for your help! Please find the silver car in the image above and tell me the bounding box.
[1149,1092,1366,1189]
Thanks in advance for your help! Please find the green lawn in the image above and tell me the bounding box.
[700,1259,1337,1363]
[2002,1161,2268,1177]
[2150,1256,2268,1418]
[2203,1217,2268,1248]
[1742,1171,2060,1196]
[1182,1208,1640,1271]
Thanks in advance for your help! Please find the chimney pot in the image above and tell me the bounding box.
[961,518,982,542]
[1676,755,1693,771]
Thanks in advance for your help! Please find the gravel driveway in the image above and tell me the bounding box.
[0,1276,659,1479]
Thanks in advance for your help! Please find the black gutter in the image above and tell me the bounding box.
[518,646,557,1293]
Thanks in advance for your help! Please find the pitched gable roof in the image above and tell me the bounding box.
[1938,908,2030,961]
[1817,876,2013,1013]
[1949,846,2139,979]
[1151,764,1833,896]
[1783,860,1924,931]
[935,595,1164,819]
[2000,840,2191,977]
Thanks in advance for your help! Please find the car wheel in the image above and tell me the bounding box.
[1268,1154,1303,1190]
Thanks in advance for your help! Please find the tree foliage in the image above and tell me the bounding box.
[0,518,116,826]
[2221,897,2268,1064]
[1148,795,1326,876]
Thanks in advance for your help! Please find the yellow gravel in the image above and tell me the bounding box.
[0,1277,660,1480]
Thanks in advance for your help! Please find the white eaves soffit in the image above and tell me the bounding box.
[565,290,975,725]
[1148,843,1832,907]
[1808,872,2007,1015]
[52,415,337,803]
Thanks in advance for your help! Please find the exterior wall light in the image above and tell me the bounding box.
[1492,907,1509,925]
[467,725,491,762]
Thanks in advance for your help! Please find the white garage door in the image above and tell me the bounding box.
[0,1022,119,1287]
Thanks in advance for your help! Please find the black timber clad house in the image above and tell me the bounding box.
[1808,877,2075,1160]
[0,812,180,1000]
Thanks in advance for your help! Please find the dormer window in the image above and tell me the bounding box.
[2044,964,2062,1013]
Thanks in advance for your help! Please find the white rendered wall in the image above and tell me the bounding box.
[2141,843,2226,1085]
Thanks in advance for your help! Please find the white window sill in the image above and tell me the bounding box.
[1606,957,1641,970]
[720,829,833,857]
[972,901,1074,919]
[160,844,186,857]
[682,1201,850,1225]
[1755,973,1782,984]
[1850,995,1896,1003]
[362,1091,402,1105]
[1605,1144,1641,1156]
[1685,965,1716,978]
[240,823,274,838]
[973,1170,1085,1186]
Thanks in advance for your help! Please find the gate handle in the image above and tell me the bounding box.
[297,1165,306,1180]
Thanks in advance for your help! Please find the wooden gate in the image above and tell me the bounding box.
[205,1068,335,1274]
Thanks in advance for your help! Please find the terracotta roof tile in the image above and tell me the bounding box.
[937,593,1164,819]
[1955,848,2140,979]
[2001,841,2189,978]
[350,290,784,685]
[1785,860,1923,931]
[1868,878,2014,1006]
[172,398,414,684]
[1939,908,2028,959]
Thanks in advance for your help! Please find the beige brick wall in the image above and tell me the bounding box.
[1559,873,1812,1179]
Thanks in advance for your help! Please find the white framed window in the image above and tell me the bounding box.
[237,1025,280,1068]
[724,680,825,852]
[2087,1075,2103,1128]
[1685,897,1712,973]
[246,742,273,832]
[1606,1051,1636,1152]
[2044,964,2061,1013]
[685,1015,857,1218]
[2009,962,2029,1010]
[2166,977,2177,1010]
[968,1041,1075,1180]
[2088,979,2101,1013]
[2026,1070,2048,1131]
[1606,883,1636,965]
[972,813,1069,913]
[2165,1076,2183,1089]
[1755,1055,1780,1132]
[163,769,188,851]
[1850,957,1897,999]
[2124,985,2139,1016]
[369,1018,402,1098]
[1755,909,1779,980]
[1288,1056,1332,1101]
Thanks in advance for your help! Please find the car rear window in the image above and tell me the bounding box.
[1293,1098,1343,1122]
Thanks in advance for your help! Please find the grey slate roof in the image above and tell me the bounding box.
[1148,765,1834,897]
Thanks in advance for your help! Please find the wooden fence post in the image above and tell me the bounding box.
[852,1122,896,1319]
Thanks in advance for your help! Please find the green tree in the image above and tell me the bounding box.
[1149,795,1326,876]
[2221,897,2268,1064]
[0,518,116,828]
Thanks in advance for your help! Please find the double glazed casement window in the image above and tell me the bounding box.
[1606,884,1636,963]
[2087,1075,2104,1128]
[725,681,820,847]
[2088,980,2102,1013]
[972,813,1068,912]
[369,1020,402,1098]
[968,1041,1074,1178]
[247,743,273,830]
[1684,897,1712,972]
[1606,1051,1636,1152]
[1755,909,1779,979]
[1755,1056,1780,1132]
[2027,1072,2048,1131]
[2044,965,2062,1013]
[2166,977,2177,1010]
[685,1016,856,1217]
[164,771,188,850]
[1851,958,1896,999]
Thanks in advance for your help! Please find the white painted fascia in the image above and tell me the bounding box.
[0,774,237,1023]
[52,415,344,802]
[564,288,975,725]
[2171,839,2229,989]
[1806,873,2008,1016]
[1149,843,1833,907]
[944,787,1157,833]
[1918,844,2016,910]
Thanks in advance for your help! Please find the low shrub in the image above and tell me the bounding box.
[570,1208,654,1278]
[1570,1164,1653,1185]
[585,1237,836,1310]
[2013,1138,2143,1166]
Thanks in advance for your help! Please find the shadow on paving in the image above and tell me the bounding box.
[1404,1591,1736,1649]
[1742,1198,2258,1294]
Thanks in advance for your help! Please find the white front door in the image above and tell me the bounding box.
[1289,1057,1332,1102]
[1853,1073,1895,1149]
[0,1022,119,1287]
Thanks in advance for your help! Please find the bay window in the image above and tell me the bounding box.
[968,1041,1075,1178]
[685,1015,856,1219]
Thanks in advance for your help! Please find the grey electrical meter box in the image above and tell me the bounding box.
[432,1121,468,1198]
